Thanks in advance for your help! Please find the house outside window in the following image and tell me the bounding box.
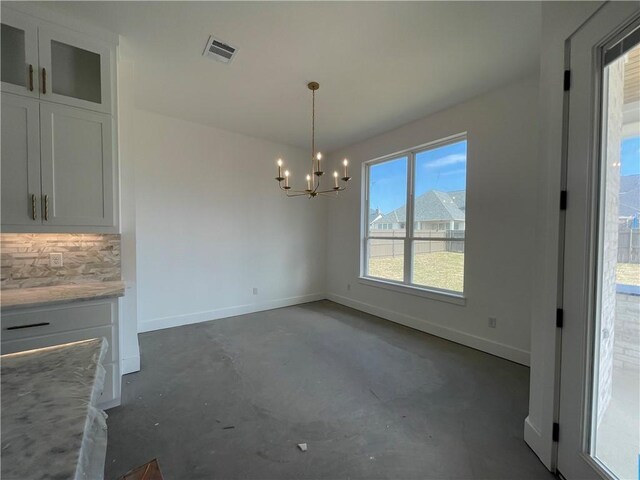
[364,134,467,296]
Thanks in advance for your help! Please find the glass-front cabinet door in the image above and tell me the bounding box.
[0,10,39,98]
[38,26,112,113]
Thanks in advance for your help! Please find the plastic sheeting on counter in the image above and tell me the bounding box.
[1,338,108,480]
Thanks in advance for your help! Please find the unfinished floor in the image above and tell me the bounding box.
[105,301,554,479]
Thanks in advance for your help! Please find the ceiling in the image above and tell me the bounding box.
[33,1,541,152]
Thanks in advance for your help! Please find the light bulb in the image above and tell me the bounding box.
[306,174,311,181]
[316,152,322,160]
[333,171,338,177]
[277,158,283,167]
[343,159,349,166]
[285,170,290,177]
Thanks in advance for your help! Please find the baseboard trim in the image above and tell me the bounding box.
[327,292,530,366]
[121,355,140,375]
[138,293,326,333]
[524,416,554,471]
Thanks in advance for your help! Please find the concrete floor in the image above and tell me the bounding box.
[105,301,554,479]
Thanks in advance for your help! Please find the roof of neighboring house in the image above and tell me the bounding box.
[368,208,383,224]
[448,190,466,211]
[373,190,466,225]
[620,174,639,218]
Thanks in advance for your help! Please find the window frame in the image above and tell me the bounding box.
[360,132,467,303]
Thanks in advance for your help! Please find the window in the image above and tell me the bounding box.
[363,134,467,296]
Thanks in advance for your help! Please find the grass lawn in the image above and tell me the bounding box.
[368,251,464,292]
[618,263,640,286]
[369,252,640,290]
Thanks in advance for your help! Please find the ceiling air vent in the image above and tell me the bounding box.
[203,36,237,64]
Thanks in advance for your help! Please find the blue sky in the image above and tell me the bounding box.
[369,137,638,215]
[369,140,467,214]
[621,136,640,176]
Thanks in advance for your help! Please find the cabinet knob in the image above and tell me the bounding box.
[42,67,47,95]
[31,194,37,221]
[28,65,34,92]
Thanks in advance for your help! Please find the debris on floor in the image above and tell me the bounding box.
[118,458,164,480]
[297,443,307,452]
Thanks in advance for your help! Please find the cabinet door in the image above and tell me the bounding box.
[0,9,39,98]
[38,25,112,113]
[1,94,42,226]
[40,103,115,227]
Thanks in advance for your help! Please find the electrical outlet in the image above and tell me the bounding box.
[49,253,63,268]
[253,288,258,295]
[488,317,497,328]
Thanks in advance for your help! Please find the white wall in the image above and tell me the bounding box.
[130,108,327,333]
[524,1,602,470]
[325,75,539,366]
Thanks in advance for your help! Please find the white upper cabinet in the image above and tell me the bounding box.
[1,6,118,233]
[1,95,41,225]
[38,26,113,113]
[40,103,115,227]
[1,10,39,98]
[1,10,113,114]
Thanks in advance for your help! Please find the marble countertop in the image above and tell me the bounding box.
[0,281,125,310]
[1,338,108,480]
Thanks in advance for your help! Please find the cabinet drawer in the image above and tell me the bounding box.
[1,324,118,363]
[1,299,115,339]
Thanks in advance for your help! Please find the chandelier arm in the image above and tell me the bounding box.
[286,191,312,198]
[312,171,322,194]
[315,187,346,195]
[279,184,311,196]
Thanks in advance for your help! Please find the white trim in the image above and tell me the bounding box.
[121,355,140,375]
[3,4,119,45]
[138,293,326,333]
[99,397,120,411]
[524,416,553,470]
[363,131,468,167]
[361,133,468,295]
[327,292,530,366]
[358,276,466,306]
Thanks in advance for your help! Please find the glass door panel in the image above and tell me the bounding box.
[0,10,38,97]
[38,26,112,113]
[1,23,26,88]
[591,36,640,480]
[50,40,102,104]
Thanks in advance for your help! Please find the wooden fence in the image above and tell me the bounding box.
[618,227,640,264]
[369,230,465,258]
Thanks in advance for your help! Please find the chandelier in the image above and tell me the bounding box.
[275,82,351,197]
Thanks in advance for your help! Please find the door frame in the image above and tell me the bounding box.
[557,3,640,479]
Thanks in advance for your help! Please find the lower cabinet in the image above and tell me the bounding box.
[1,297,121,408]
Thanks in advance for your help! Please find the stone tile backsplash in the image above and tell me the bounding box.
[1,234,121,289]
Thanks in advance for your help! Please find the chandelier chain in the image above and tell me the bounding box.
[311,88,315,179]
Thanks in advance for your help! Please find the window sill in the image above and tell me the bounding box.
[357,277,467,306]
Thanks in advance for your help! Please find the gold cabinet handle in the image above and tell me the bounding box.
[28,65,34,92]
[42,67,46,94]
[31,194,37,220]
[44,195,49,221]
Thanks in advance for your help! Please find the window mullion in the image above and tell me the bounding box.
[403,151,414,285]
